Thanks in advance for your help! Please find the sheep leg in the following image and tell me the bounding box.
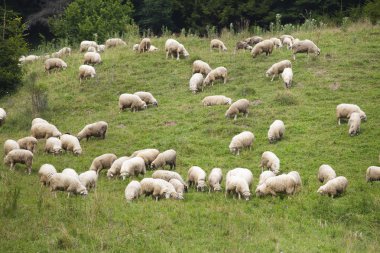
[234,115,237,121]
[271,75,275,82]
[292,54,296,61]
[338,118,341,125]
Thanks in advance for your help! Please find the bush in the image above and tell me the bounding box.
[364,0,380,24]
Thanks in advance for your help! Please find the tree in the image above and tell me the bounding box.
[135,0,174,34]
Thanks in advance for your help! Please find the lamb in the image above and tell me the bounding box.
[17,136,38,153]
[229,131,254,155]
[348,112,361,136]
[140,178,156,196]
[251,40,274,58]
[44,58,67,72]
[87,46,97,52]
[226,168,253,187]
[21,55,40,63]
[189,73,205,93]
[283,37,293,49]
[292,39,320,60]
[83,52,102,65]
[152,170,188,190]
[148,45,159,52]
[288,171,302,192]
[268,120,285,143]
[49,173,88,197]
[0,108,6,125]
[107,156,130,179]
[169,178,186,198]
[258,170,276,185]
[152,178,182,201]
[62,168,79,180]
[31,123,62,139]
[79,170,98,190]
[234,41,252,54]
[192,60,212,75]
[318,164,337,183]
[366,166,380,182]
[98,45,105,53]
[4,149,33,174]
[77,121,108,141]
[266,60,292,81]
[203,67,228,86]
[52,47,71,58]
[89,153,117,174]
[281,67,293,88]
[225,175,251,200]
[151,149,176,170]
[270,37,283,48]
[60,134,82,155]
[78,65,96,83]
[133,91,158,107]
[120,157,146,180]
[245,36,264,46]
[38,163,57,186]
[165,39,189,60]
[118,93,147,112]
[31,118,48,126]
[225,99,250,120]
[44,137,62,155]
[4,139,20,155]
[202,95,232,106]
[105,38,126,48]
[208,168,223,192]
[188,166,207,191]
[255,174,297,197]
[80,40,98,52]
[138,38,151,53]
[317,176,348,198]
[336,103,367,125]
[131,148,160,167]
[260,151,280,174]
[279,35,295,43]
[125,180,142,202]
[210,39,227,52]
[132,44,139,51]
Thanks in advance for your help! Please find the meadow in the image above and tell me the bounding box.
[0,22,379,252]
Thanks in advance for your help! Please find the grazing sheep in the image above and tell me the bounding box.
[44,137,62,155]
[245,36,264,46]
[202,95,232,106]
[62,168,79,180]
[50,173,88,197]
[78,65,96,83]
[60,134,82,155]
[89,153,117,174]
[105,38,126,48]
[226,168,254,187]
[98,45,105,52]
[44,58,67,72]
[118,93,147,112]
[151,149,176,170]
[283,37,293,49]
[165,39,189,60]
[52,47,71,58]
[83,52,102,65]
[132,44,139,51]
[148,45,159,52]
[38,164,57,186]
[348,112,361,136]
[169,178,186,198]
[134,91,158,107]
[31,118,48,126]
[288,171,302,192]
[366,166,380,182]
[192,60,212,75]
[87,46,97,52]
[31,123,62,139]
[131,148,160,167]
[0,108,6,126]
[229,131,254,155]
[189,73,205,93]
[225,99,250,120]
[251,40,274,58]
[141,178,156,196]
[107,156,130,179]
[21,55,40,63]
[203,67,228,86]
[280,35,295,43]
[260,151,280,174]
[77,121,108,141]
[17,136,38,153]
[138,38,151,52]
[268,120,285,143]
[4,149,33,174]
[281,67,293,88]
[188,166,207,191]
[210,39,227,52]
[292,39,320,60]
[208,168,223,192]
[152,170,188,190]
[255,174,296,197]
[120,157,146,180]
[270,37,283,48]
[336,104,367,125]
[318,164,337,183]
[258,171,276,186]
[225,176,251,200]
[80,40,98,52]
[266,60,292,81]
[234,41,252,54]
[125,180,142,202]
[4,139,20,156]
[79,170,98,190]
[152,179,182,201]
[317,176,348,198]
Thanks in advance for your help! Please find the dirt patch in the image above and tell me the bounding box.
[251,99,263,106]
[164,121,177,126]
[117,124,126,128]
[329,82,341,91]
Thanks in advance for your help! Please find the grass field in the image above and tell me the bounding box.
[0,22,380,252]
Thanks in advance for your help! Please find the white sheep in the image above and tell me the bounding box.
[131,148,160,167]
[62,168,79,180]
[225,175,251,200]
[125,180,142,202]
[83,52,102,65]
[192,60,212,75]
[86,46,96,53]
[52,47,71,58]
[79,170,98,190]
[251,40,274,58]
[17,136,38,153]
[165,39,189,60]
[270,37,283,48]
[60,134,82,155]
[258,170,276,186]
[152,178,182,201]
[0,108,6,126]
[4,149,33,174]
[31,123,62,139]
[188,166,207,191]
[255,174,296,197]
[89,153,117,174]
[283,37,293,49]
[118,93,147,112]
[133,91,158,107]
[138,38,151,52]
[105,38,126,48]
[208,168,223,192]
[77,121,108,141]
[38,163,57,186]
[148,45,159,52]
[266,60,292,81]
[234,41,253,54]
[31,117,48,126]
[260,151,280,174]
[366,166,380,182]
[202,95,232,106]
[169,178,186,198]
[245,36,263,46]
[21,55,40,63]
[292,39,320,60]
[132,44,139,51]
[210,39,227,52]
[4,139,20,156]
[80,40,98,52]
[281,67,293,88]
[229,131,254,155]
[151,149,176,170]
[288,171,302,192]
[44,58,67,73]
[120,157,146,180]
[98,45,105,52]
[348,112,361,136]
[225,99,250,120]
[189,73,204,93]
[317,176,348,198]
[44,137,62,155]
[226,168,253,187]
[203,67,227,86]
[318,164,337,183]
[336,103,367,125]
[280,35,295,43]
[79,65,96,83]
[268,120,285,143]
[107,156,130,179]
[140,178,156,196]
[152,170,188,190]
[50,173,88,197]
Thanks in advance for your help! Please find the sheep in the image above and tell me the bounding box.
[44,58,67,73]
[189,73,205,93]
[87,46,96,52]
[62,168,79,180]
[226,168,253,187]
[270,37,283,48]
[260,151,280,174]
[78,65,96,83]
[229,131,254,155]
[132,44,139,51]
[49,173,88,197]
[188,166,207,191]
[52,47,71,58]
[317,176,348,198]
[133,91,158,107]
[138,38,151,53]
[118,93,147,112]
[31,123,62,139]
[255,174,297,197]
[225,99,250,120]
[107,156,130,179]
[4,149,33,174]
[245,36,264,46]
[120,157,146,180]
[21,55,40,63]
[148,45,159,52]
[268,120,285,143]
[318,164,337,183]
[251,40,274,58]
[89,153,117,174]
[208,168,223,192]
[152,178,182,201]
[0,108,6,126]
[210,39,227,52]
[31,117,48,126]
[152,170,188,190]
[4,139,20,156]
[141,178,156,196]
[169,178,186,198]
[203,67,228,86]
[60,134,82,155]
[44,137,62,155]
[288,171,302,192]
[38,163,57,186]
[17,136,38,153]
[281,67,293,88]
[105,38,126,48]
[348,112,361,136]
[266,60,292,81]
[151,149,176,170]
[79,170,98,190]
[165,39,189,60]
[77,121,108,141]
[283,37,293,49]
[83,52,102,65]
[366,166,380,182]
[80,40,98,52]
[98,45,105,52]
[125,180,142,202]
[234,41,252,54]
[225,175,251,200]
[192,60,212,75]
[202,95,232,106]
[279,35,295,43]
[292,39,320,60]
[336,103,367,125]
[258,170,276,186]
[131,148,160,167]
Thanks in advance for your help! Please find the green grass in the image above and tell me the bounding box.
[1,23,380,252]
